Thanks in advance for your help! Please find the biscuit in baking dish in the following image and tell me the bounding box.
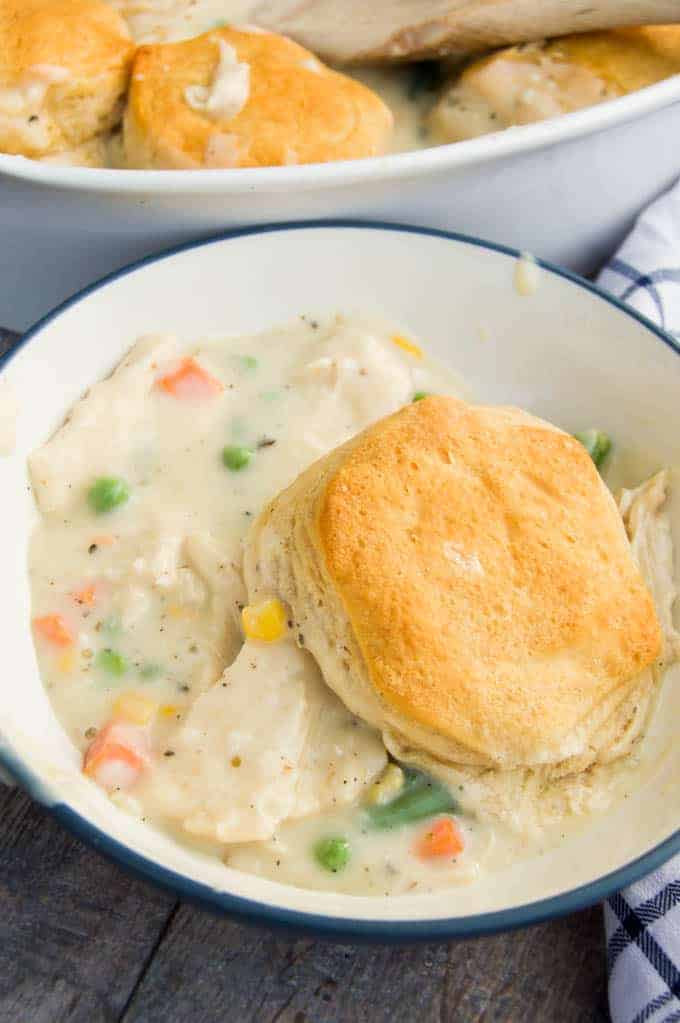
[244,396,662,772]
[0,0,134,157]
[123,26,393,169]
[429,26,680,142]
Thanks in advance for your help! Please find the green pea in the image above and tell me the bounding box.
[87,476,130,514]
[222,445,253,471]
[412,391,430,402]
[95,648,128,677]
[574,429,612,469]
[313,836,351,873]
[365,768,458,831]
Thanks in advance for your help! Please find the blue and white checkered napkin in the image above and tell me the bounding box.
[597,179,680,1023]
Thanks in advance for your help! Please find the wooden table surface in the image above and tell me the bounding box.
[0,783,609,1023]
[0,330,609,1023]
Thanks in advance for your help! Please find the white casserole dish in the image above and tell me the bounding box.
[1,221,679,940]
[0,76,679,329]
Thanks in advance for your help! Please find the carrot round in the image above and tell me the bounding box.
[414,816,465,860]
[33,614,74,648]
[84,739,144,777]
[83,721,149,791]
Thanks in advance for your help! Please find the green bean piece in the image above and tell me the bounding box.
[314,836,351,873]
[222,445,254,471]
[87,476,130,514]
[412,391,430,402]
[365,768,458,831]
[95,648,128,677]
[574,429,612,469]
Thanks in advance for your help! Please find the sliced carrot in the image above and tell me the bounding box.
[33,614,74,648]
[83,721,149,791]
[156,357,223,399]
[414,817,465,860]
[90,534,115,547]
[72,584,97,607]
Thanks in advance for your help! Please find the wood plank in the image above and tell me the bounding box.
[0,785,176,1023]
[122,896,608,1023]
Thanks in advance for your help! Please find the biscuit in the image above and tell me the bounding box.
[123,26,393,169]
[429,27,680,142]
[0,0,134,157]
[245,396,662,771]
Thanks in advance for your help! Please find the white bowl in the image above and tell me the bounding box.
[1,77,680,329]
[1,222,679,940]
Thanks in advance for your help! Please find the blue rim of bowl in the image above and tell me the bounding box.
[2,219,679,942]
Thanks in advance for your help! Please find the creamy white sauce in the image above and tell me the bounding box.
[428,48,618,144]
[184,39,250,121]
[29,314,476,895]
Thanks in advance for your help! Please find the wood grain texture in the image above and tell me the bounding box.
[0,785,175,1023]
[121,901,609,1023]
[0,784,609,1023]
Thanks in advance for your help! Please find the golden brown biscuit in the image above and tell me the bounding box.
[429,26,680,143]
[245,396,662,771]
[0,0,134,157]
[123,26,393,169]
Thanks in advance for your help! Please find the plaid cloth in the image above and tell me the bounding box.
[597,179,680,1023]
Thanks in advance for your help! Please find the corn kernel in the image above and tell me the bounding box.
[365,763,405,806]
[160,704,179,718]
[242,598,287,643]
[56,649,76,674]
[391,334,423,359]
[113,691,158,725]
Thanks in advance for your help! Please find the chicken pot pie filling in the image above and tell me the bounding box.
[28,314,678,895]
